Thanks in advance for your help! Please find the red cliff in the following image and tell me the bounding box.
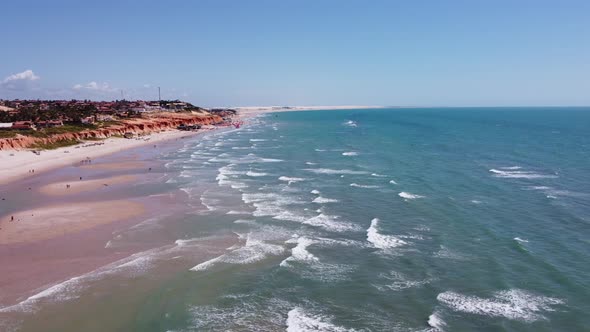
[0,113,223,150]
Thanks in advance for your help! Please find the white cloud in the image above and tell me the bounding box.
[1,69,40,90]
[72,81,115,92]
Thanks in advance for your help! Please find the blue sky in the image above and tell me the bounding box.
[1,0,589,107]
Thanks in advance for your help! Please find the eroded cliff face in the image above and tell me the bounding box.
[0,114,223,150]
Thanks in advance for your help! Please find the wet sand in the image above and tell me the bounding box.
[0,133,200,309]
[0,200,144,244]
[37,175,136,196]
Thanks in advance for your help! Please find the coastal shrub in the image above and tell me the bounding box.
[42,123,97,135]
[0,131,17,138]
[31,138,81,150]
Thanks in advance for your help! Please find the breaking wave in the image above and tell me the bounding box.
[367,218,406,249]
[437,289,564,322]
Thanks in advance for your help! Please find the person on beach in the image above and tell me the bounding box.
[11,216,14,221]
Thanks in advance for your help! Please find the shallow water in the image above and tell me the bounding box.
[3,107,590,331]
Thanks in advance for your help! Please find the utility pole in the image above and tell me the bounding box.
[158,87,161,102]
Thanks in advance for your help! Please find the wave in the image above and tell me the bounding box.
[257,158,284,163]
[304,214,360,232]
[489,169,558,179]
[286,307,355,332]
[371,173,387,177]
[437,289,564,322]
[315,148,327,152]
[246,171,268,177]
[249,138,268,142]
[399,192,424,199]
[427,311,446,331]
[374,271,432,291]
[190,233,285,271]
[342,152,358,156]
[367,218,407,249]
[226,210,251,215]
[304,168,368,175]
[343,120,358,128]
[350,183,379,189]
[434,245,468,260]
[313,196,339,204]
[527,186,588,199]
[280,237,319,267]
[305,161,317,165]
[514,237,529,243]
[279,176,305,184]
[389,180,398,185]
[311,189,321,195]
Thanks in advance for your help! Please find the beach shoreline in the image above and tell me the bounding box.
[0,130,201,186]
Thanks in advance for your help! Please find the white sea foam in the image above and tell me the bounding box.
[343,120,358,128]
[249,138,268,142]
[427,311,446,331]
[313,196,339,203]
[279,176,305,184]
[311,189,321,195]
[434,245,468,260]
[399,192,424,199]
[489,169,558,179]
[514,237,529,243]
[246,171,268,177]
[305,161,317,165]
[258,158,284,163]
[233,219,256,225]
[371,173,387,177]
[303,214,359,232]
[315,148,327,152]
[280,237,319,267]
[389,180,398,185]
[286,307,355,332]
[500,166,522,170]
[190,233,285,271]
[527,186,588,199]
[367,218,407,249]
[437,289,564,322]
[226,210,251,215]
[350,183,379,189]
[304,168,368,175]
[342,152,358,156]
[375,271,432,291]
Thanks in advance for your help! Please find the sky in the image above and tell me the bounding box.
[1,0,589,107]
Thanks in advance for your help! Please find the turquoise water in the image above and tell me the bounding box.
[5,108,590,331]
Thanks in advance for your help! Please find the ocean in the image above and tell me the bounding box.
[4,107,590,331]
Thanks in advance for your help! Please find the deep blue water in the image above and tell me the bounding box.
[5,107,590,332]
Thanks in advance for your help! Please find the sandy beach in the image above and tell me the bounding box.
[0,130,199,186]
[0,125,221,309]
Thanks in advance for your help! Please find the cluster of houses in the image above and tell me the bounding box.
[0,120,65,131]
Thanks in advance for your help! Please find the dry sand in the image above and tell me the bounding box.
[0,200,144,244]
